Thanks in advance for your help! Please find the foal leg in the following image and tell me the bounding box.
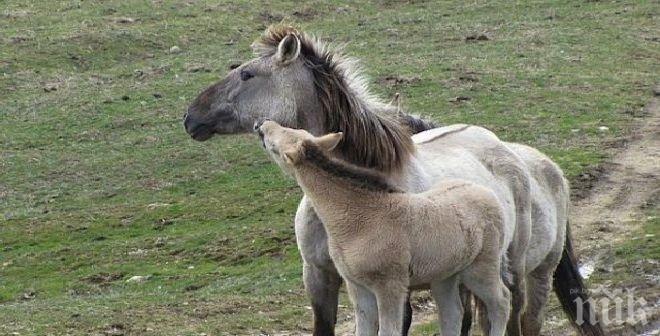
[346,280,379,336]
[430,275,464,336]
[373,282,408,336]
[303,262,342,336]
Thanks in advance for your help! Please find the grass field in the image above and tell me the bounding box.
[1,1,658,335]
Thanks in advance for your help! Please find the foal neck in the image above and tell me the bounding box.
[299,141,402,194]
[292,142,402,226]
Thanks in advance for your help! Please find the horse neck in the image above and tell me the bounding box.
[293,161,390,234]
[299,100,418,188]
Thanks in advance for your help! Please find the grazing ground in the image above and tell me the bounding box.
[1,1,658,335]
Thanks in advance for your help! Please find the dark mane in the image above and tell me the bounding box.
[253,24,417,173]
[301,140,403,193]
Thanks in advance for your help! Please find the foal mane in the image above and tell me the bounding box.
[301,140,403,194]
[253,25,416,173]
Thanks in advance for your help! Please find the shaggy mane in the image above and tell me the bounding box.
[253,24,417,173]
[301,140,403,193]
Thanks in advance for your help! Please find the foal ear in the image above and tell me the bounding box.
[314,132,343,152]
[283,149,301,165]
[275,34,301,65]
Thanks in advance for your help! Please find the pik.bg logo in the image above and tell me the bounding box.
[573,285,650,327]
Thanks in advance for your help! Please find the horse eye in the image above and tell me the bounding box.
[240,70,254,81]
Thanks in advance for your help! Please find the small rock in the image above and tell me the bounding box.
[449,96,471,103]
[184,284,204,292]
[154,237,166,247]
[126,275,151,283]
[378,75,421,87]
[43,83,58,92]
[466,33,490,41]
[169,46,182,54]
[21,291,36,300]
[103,323,125,336]
[83,272,124,284]
[598,126,609,132]
[185,64,210,73]
[147,202,170,210]
[597,264,614,273]
[113,17,135,24]
[128,249,147,256]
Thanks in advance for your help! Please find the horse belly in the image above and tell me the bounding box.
[414,146,517,248]
[525,186,560,270]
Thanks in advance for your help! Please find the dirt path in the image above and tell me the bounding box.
[549,92,660,336]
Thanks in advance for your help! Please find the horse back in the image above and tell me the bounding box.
[421,179,505,233]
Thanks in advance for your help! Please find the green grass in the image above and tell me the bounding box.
[1,0,658,334]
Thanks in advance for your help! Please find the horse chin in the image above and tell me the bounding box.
[191,130,215,141]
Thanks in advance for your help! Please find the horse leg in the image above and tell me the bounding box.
[506,241,527,336]
[402,292,413,336]
[462,266,511,336]
[459,285,473,336]
[521,252,560,336]
[304,262,342,336]
[296,196,342,336]
[491,151,532,336]
[346,280,379,336]
[430,275,464,336]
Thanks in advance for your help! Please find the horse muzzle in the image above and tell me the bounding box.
[184,114,215,141]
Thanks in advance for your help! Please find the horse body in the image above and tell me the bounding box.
[184,24,603,336]
[257,121,511,336]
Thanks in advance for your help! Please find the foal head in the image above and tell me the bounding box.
[255,120,342,175]
[255,120,401,193]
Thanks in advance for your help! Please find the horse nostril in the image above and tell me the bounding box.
[184,115,192,130]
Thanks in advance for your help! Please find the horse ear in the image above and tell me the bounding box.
[314,132,343,152]
[276,34,301,65]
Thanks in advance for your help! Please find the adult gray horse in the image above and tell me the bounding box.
[183,25,603,336]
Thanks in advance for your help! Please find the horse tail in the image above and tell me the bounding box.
[398,113,438,134]
[552,224,605,336]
